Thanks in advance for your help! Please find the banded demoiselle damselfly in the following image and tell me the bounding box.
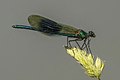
[12,15,96,53]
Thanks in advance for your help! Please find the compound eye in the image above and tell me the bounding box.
[91,32,96,37]
[89,31,96,37]
[93,34,96,37]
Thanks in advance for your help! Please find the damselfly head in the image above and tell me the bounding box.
[88,31,96,38]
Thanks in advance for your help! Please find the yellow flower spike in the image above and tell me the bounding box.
[66,47,75,57]
[87,54,94,64]
[65,46,105,80]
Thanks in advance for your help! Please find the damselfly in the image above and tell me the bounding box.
[12,15,96,53]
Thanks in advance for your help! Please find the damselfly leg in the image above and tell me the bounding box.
[67,37,81,49]
[67,37,92,54]
[80,38,92,54]
[87,38,92,54]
